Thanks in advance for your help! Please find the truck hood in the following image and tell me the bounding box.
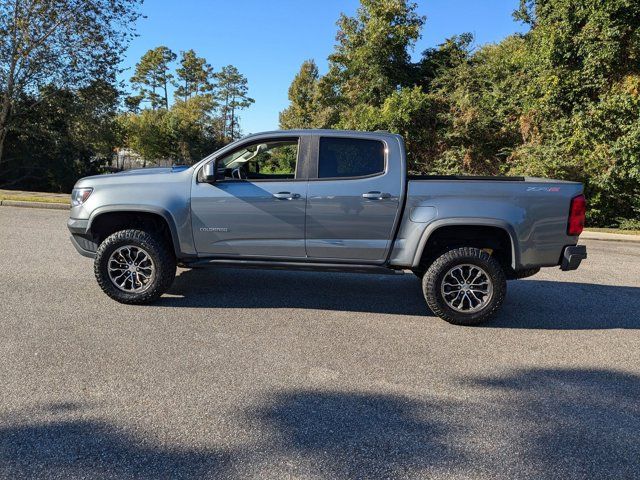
[75,166,192,187]
[112,167,176,176]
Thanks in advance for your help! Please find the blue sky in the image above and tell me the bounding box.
[119,0,526,134]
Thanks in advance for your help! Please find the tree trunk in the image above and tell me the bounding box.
[0,130,7,168]
[0,101,10,165]
[230,103,236,139]
[0,3,18,166]
[0,75,15,166]
[222,93,229,139]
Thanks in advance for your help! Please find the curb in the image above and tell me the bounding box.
[581,231,640,243]
[1,200,70,210]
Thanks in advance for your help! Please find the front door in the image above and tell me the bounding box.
[191,137,307,258]
[305,136,402,263]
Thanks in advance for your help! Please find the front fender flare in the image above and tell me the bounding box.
[87,205,185,258]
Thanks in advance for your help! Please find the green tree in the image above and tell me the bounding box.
[124,94,144,113]
[426,34,527,175]
[175,49,215,101]
[327,0,425,108]
[279,0,640,227]
[506,0,640,224]
[281,0,425,132]
[0,0,141,169]
[214,65,254,140]
[3,81,120,191]
[168,95,219,161]
[130,46,177,110]
[117,109,172,165]
[279,60,320,129]
[118,94,222,165]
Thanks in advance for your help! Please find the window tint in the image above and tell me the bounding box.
[220,139,298,180]
[318,137,385,179]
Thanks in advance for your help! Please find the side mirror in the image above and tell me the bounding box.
[201,160,224,183]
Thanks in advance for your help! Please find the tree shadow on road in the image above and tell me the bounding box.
[464,368,640,479]
[0,405,233,479]
[161,267,640,329]
[251,368,640,479]
[2,369,638,478]
[251,390,465,479]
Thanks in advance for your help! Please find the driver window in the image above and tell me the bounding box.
[219,138,299,181]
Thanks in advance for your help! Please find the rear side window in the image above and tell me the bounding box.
[318,137,385,179]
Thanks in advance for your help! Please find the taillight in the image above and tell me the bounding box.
[567,194,586,236]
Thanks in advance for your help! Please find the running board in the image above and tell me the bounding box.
[184,258,405,275]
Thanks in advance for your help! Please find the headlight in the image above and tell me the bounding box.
[71,188,93,207]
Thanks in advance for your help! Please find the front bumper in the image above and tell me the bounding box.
[70,235,97,258]
[560,245,587,271]
[68,218,96,258]
[67,217,89,234]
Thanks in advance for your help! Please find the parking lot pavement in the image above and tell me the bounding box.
[1,205,639,479]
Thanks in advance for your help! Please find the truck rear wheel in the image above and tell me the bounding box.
[422,247,506,326]
[94,229,176,304]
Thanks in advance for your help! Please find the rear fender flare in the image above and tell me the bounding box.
[412,218,519,270]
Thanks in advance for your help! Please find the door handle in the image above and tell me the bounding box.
[362,191,391,200]
[273,192,301,200]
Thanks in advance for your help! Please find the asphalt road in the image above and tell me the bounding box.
[1,206,639,479]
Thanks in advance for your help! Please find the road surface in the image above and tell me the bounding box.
[1,206,638,479]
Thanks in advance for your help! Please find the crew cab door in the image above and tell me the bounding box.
[191,137,308,258]
[305,135,403,263]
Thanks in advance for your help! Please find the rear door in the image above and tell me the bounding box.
[304,135,402,263]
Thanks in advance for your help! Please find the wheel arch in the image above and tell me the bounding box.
[87,206,182,258]
[412,219,519,270]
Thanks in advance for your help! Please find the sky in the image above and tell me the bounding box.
[119,0,527,134]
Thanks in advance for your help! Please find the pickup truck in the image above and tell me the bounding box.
[67,130,587,325]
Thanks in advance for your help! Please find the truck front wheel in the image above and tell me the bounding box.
[422,247,506,326]
[94,229,176,304]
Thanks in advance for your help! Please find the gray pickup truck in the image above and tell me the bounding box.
[68,130,587,325]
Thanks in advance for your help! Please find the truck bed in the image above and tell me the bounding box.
[389,177,583,269]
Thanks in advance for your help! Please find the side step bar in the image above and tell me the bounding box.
[184,258,406,275]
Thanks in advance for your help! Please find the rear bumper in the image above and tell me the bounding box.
[560,245,587,271]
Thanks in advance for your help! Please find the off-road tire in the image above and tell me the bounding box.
[423,247,506,326]
[94,229,176,304]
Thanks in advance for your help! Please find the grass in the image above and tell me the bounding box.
[584,227,640,236]
[0,193,69,204]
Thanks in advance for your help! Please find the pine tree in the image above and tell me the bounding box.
[214,65,254,139]
[131,46,177,110]
[175,50,214,101]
